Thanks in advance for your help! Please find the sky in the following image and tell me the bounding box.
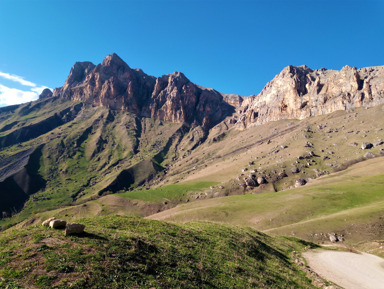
[0,0,383,106]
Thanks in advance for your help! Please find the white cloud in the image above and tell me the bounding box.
[0,71,52,106]
[0,71,36,87]
[0,84,40,106]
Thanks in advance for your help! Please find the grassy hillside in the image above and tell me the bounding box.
[1,99,384,244]
[0,216,318,289]
[149,156,384,256]
[117,181,218,203]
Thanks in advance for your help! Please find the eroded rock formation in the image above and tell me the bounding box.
[238,65,384,127]
[53,53,234,129]
[53,53,384,130]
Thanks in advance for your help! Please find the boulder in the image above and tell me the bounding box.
[361,142,373,150]
[42,217,56,226]
[244,177,257,187]
[278,171,287,178]
[291,167,300,174]
[364,152,375,159]
[248,174,256,179]
[328,233,338,243]
[49,219,67,229]
[257,176,267,184]
[65,223,86,236]
[306,150,315,157]
[295,178,307,187]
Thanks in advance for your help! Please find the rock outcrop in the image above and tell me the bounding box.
[49,219,66,229]
[65,222,85,236]
[238,65,384,127]
[39,88,53,99]
[53,53,234,129]
[42,217,56,226]
[53,54,384,130]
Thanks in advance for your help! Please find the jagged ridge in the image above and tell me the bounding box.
[238,64,384,127]
[52,53,235,130]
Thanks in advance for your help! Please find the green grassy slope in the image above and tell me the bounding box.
[117,181,218,203]
[0,97,189,229]
[149,156,384,255]
[0,216,317,289]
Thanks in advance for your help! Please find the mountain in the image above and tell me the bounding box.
[53,53,235,130]
[0,53,383,228]
[238,64,384,127]
[52,53,384,130]
[1,53,384,288]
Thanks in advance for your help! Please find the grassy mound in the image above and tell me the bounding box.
[0,216,317,288]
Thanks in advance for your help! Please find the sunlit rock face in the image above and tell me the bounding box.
[54,53,384,130]
[238,65,384,127]
[53,53,235,129]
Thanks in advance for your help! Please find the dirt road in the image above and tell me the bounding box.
[303,250,384,289]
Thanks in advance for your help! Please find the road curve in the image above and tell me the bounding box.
[303,250,384,289]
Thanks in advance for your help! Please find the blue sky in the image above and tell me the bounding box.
[0,0,383,106]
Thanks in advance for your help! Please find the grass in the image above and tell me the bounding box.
[117,181,218,203]
[149,156,384,252]
[0,215,318,289]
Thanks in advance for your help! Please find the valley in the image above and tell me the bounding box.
[0,54,383,288]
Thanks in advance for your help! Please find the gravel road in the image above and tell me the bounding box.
[303,250,384,289]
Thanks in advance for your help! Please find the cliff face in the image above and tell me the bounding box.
[53,53,384,130]
[238,65,384,127]
[53,53,234,129]
[54,54,155,113]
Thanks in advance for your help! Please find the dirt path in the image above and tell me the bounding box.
[303,250,384,289]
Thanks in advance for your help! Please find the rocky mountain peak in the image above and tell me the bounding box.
[39,88,53,99]
[100,53,131,74]
[53,54,235,130]
[52,54,384,131]
[63,61,96,89]
[101,53,126,66]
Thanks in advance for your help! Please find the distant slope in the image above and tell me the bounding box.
[0,215,318,288]
[149,156,384,256]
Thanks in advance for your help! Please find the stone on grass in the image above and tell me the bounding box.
[244,177,257,187]
[328,233,338,243]
[49,219,67,229]
[291,167,300,174]
[257,176,267,185]
[364,152,375,159]
[42,217,56,226]
[65,223,85,236]
[361,142,373,150]
[295,178,307,187]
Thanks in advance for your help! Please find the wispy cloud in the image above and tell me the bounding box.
[0,71,51,106]
[0,71,36,87]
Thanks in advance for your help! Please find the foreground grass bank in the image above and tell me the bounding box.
[0,216,317,288]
